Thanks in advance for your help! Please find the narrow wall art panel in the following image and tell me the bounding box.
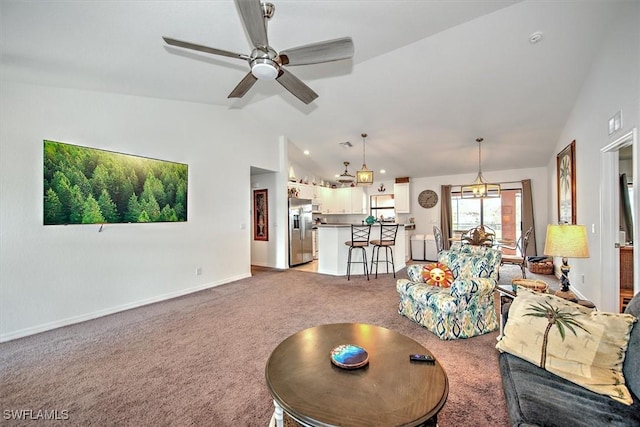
[43,140,188,225]
[556,140,576,225]
[253,189,268,241]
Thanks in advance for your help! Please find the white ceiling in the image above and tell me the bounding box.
[1,0,631,182]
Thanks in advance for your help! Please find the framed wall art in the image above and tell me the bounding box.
[557,140,576,224]
[253,189,268,241]
[43,140,188,225]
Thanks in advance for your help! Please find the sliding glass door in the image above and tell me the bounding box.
[450,188,523,254]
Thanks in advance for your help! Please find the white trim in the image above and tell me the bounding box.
[0,273,251,343]
[600,128,637,312]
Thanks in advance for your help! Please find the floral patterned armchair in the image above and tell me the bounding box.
[396,242,501,340]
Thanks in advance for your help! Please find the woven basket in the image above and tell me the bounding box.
[528,261,554,275]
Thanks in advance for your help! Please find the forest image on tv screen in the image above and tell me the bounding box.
[43,140,188,225]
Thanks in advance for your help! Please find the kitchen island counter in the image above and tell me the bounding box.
[317,224,406,276]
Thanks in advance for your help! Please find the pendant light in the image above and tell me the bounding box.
[337,161,355,184]
[460,137,501,199]
[356,133,374,186]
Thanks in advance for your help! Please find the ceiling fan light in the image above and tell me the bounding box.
[337,174,355,184]
[251,60,278,80]
[337,161,355,184]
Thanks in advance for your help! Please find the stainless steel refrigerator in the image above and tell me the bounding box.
[289,198,313,266]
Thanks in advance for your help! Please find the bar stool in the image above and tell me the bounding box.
[345,224,371,280]
[370,224,399,278]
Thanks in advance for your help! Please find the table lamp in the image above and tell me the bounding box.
[543,224,590,301]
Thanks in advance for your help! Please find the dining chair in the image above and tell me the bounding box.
[433,226,444,254]
[500,226,533,278]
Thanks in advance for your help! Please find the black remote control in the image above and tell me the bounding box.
[409,354,435,363]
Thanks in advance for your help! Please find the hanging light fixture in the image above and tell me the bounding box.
[356,133,374,186]
[460,137,501,199]
[337,161,355,184]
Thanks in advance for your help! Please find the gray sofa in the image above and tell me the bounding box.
[499,292,640,427]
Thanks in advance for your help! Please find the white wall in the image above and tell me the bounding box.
[250,161,289,270]
[547,2,640,310]
[0,82,284,341]
[407,167,548,254]
[3,3,638,339]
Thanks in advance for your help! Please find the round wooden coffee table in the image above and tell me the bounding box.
[265,323,448,427]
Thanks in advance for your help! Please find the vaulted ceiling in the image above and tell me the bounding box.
[1,0,631,182]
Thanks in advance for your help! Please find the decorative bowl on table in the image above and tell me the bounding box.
[330,344,369,369]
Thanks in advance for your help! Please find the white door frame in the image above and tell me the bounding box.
[600,128,638,312]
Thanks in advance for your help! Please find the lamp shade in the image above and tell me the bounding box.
[543,224,590,258]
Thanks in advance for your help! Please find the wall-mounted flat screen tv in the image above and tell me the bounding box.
[44,140,188,225]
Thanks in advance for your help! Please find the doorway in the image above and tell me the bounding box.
[600,128,638,312]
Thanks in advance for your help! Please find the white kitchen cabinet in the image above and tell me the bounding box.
[394,182,411,213]
[299,184,315,200]
[333,187,367,214]
[302,186,368,215]
[334,188,350,213]
[317,186,333,214]
[350,187,367,214]
[288,183,324,205]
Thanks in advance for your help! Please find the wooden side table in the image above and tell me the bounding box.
[620,246,634,312]
[621,289,634,313]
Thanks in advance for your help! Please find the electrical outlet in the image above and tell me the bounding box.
[195,267,202,276]
[581,274,585,284]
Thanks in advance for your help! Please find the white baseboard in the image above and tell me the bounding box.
[552,268,588,302]
[0,272,251,343]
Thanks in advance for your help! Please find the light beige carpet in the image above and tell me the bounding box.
[0,265,529,426]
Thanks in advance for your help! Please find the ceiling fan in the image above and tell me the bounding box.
[163,0,354,104]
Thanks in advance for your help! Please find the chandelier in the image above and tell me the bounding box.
[356,133,374,186]
[337,161,355,184]
[460,137,501,199]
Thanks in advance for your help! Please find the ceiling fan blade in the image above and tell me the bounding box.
[235,0,269,48]
[228,72,258,99]
[276,69,318,105]
[163,37,248,60]
[278,37,354,66]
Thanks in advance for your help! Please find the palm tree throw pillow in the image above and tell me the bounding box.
[496,289,637,405]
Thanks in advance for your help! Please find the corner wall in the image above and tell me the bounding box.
[0,82,283,341]
[547,2,640,310]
